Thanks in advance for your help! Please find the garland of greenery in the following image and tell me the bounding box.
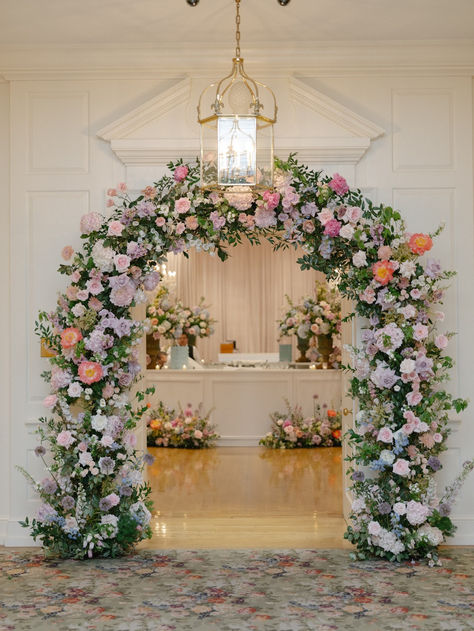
[21,156,468,562]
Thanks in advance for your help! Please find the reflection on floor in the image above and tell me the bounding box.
[141,446,351,550]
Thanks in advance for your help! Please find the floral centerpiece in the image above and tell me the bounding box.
[179,297,216,346]
[147,401,219,448]
[278,281,341,364]
[260,397,342,448]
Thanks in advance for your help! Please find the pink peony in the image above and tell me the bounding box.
[114,254,131,273]
[43,394,58,409]
[80,212,103,235]
[71,271,81,283]
[328,173,349,196]
[61,246,74,261]
[393,458,411,477]
[76,289,89,301]
[324,219,342,237]
[345,206,362,223]
[60,327,82,348]
[435,334,448,349]
[262,190,280,211]
[175,222,186,235]
[174,165,189,182]
[406,389,423,406]
[377,427,394,443]
[406,500,430,525]
[175,197,191,214]
[413,323,428,341]
[107,221,125,237]
[185,215,198,230]
[57,430,75,448]
[78,361,103,385]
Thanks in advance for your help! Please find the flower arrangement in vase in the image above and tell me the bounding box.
[260,396,342,449]
[277,281,341,365]
[147,401,219,448]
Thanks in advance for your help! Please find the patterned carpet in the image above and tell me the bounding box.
[0,548,473,631]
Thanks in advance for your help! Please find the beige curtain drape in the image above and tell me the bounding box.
[167,240,324,361]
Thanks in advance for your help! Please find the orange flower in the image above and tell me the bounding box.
[332,429,342,440]
[150,419,161,430]
[60,327,82,348]
[409,233,433,255]
[372,260,396,286]
[327,409,337,418]
[78,361,103,385]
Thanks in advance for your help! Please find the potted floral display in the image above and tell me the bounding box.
[147,401,219,448]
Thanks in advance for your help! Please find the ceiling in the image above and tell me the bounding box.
[1,0,474,47]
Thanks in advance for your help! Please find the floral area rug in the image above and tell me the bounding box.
[1,547,473,631]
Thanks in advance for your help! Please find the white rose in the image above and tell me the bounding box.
[400,358,416,374]
[352,250,367,268]
[91,413,108,432]
[339,224,355,240]
[67,382,83,398]
[393,502,406,515]
[380,449,395,465]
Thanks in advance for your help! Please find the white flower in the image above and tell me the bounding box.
[352,498,366,514]
[393,502,406,515]
[417,524,444,546]
[72,304,86,317]
[400,358,416,374]
[368,520,382,536]
[380,449,395,465]
[92,241,115,272]
[339,224,355,240]
[399,260,416,277]
[406,500,430,525]
[91,413,108,432]
[352,250,367,268]
[67,382,83,398]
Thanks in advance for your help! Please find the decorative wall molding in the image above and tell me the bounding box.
[97,77,384,168]
[1,40,474,80]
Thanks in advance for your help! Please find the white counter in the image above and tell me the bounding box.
[145,368,342,446]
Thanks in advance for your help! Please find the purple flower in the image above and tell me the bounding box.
[41,478,58,494]
[209,211,226,231]
[378,502,392,515]
[61,495,75,511]
[120,207,137,226]
[35,445,46,457]
[127,361,141,377]
[351,471,365,482]
[37,503,57,523]
[99,493,120,511]
[119,485,133,497]
[424,258,442,279]
[110,278,136,307]
[136,201,155,218]
[98,456,115,475]
[427,456,442,471]
[127,241,147,260]
[370,362,399,390]
[301,202,318,217]
[255,207,277,229]
[112,317,133,338]
[318,236,332,259]
[85,329,114,353]
[438,502,451,516]
[118,372,133,387]
[144,453,155,466]
[143,271,160,291]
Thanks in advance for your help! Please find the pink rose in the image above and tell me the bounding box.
[76,289,89,301]
[377,427,393,443]
[107,188,117,197]
[61,246,74,261]
[57,430,75,448]
[114,254,131,273]
[194,430,203,439]
[393,458,411,477]
[107,221,125,237]
[410,288,422,299]
[185,215,198,230]
[70,271,81,283]
[155,216,166,227]
[100,435,114,448]
[43,394,58,408]
[359,286,375,303]
[345,207,362,223]
[175,222,186,235]
[433,432,443,443]
[324,219,342,237]
[117,182,127,192]
[89,297,103,311]
[406,390,423,406]
[102,383,114,399]
[378,245,392,260]
[413,323,428,341]
[174,165,189,182]
[87,279,104,296]
[435,334,448,349]
[66,285,78,300]
[303,219,315,233]
[175,197,191,214]
[328,173,349,196]
[262,190,280,211]
[317,208,334,226]
[80,212,103,235]
[106,199,115,207]
[142,186,157,199]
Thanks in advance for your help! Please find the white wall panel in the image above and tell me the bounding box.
[392,89,454,171]
[28,92,89,174]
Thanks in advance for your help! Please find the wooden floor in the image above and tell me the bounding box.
[140,446,351,550]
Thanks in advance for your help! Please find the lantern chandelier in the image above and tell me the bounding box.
[196,0,279,190]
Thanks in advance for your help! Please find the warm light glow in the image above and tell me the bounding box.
[218,116,257,186]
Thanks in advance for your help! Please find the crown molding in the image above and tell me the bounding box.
[1,40,474,80]
[290,77,384,140]
[97,77,191,141]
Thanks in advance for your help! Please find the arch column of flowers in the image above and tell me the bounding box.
[22,156,469,562]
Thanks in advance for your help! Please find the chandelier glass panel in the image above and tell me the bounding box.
[197,0,277,190]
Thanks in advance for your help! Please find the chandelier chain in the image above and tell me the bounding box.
[235,0,241,59]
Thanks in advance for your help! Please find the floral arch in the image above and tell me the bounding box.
[23,156,468,563]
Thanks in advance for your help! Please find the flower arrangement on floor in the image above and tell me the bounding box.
[22,154,470,563]
[147,401,219,448]
[260,397,342,449]
[277,281,341,364]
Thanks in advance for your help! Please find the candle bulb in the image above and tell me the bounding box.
[182,364,187,370]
